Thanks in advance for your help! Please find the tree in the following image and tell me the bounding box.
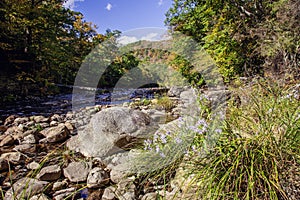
[165,0,299,81]
[0,0,105,99]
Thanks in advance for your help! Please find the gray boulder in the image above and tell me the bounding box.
[40,124,70,143]
[63,162,91,182]
[37,164,61,181]
[67,107,158,158]
[0,152,25,165]
[87,167,110,188]
[4,178,49,200]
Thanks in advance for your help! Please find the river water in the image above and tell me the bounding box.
[0,87,167,121]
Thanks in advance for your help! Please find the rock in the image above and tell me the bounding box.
[4,125,20,135]
[4,115,16,126]
[64,122,74,131]
[115,178,136,200]
[141,192,159,200]
[23,128,38,137]
[37,164,61,181]
[27,161,40,170]
[0,158,9,171]
[22,134,36,144]
[50,114,63,122]
[87,167,110,188]
[0,152,25,165]
[32,116,49,123]
[40,124,70,143]
[67,107,158,158]
[179,88,200,116]
[14,117,29,125]
[102,150,143,184]
[50,121,59,126]
[63,162,92,182]
[39,122,50,129]
[0,135,15,146]
[29,193,51,200]
[52,180,68,191]
[168,86,185,97]
[25,121,35,127]
[0,125,8,133]
[87,190,103,200]
[13,143,36,153]
[149,110,167,124]
[4,178,49,200]
[119,192,136,200]
[53,187,76,200]
[102,186,117,200]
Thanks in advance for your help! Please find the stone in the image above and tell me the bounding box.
[40,124,70,143]
[53,187,76,200]
[0,152,25,165]
[52,180,68,191]
[29,193,51,200]
[13,144,36,153]
[4,115,16,126]
[23,128,38,137]
[67,107,158,158]
[0,135,15,146]
[87,167,110,188]
[50,121,59,126]
[102,186,117,200]
[50,114,63,122]
[14,117,29,125]
[103,150,143,184]
[22,134,36,144]
[87,190,103,200]
[141,193,159,200]
[32,116,49,123]
[4,178,49,200]
[168,86,185,97]
[115,178,136,200]
[37,164,61,181]
[0,158,9,171]
[4,125,20,134]
[64,122,74,131]
[0,125,8,133]
[63,162,92,182]
[27,161,40,170]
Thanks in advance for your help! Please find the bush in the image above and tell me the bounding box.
[189,80,300,199]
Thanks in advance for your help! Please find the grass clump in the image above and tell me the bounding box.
[136,80,299,200]
[189,80,300,200]
[154,95,175,112]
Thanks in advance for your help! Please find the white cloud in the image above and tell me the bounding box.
[158,0,163,6]
[141,33,159,41]
[118,33,162,45]
[63,0,84,10]
[106,3,112,11]
[117,36,139,45]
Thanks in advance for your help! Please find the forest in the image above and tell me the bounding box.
[0,1,299,199]
[1,0,299,103]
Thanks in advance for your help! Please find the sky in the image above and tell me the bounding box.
[63,0,173,34]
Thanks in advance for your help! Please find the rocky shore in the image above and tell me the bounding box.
[2,86,298,200]
[0,86,216,200]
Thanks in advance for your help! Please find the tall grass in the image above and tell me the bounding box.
[138,80,299,200]
[189,80,299,199]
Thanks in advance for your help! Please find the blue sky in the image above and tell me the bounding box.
[63,0,173,34]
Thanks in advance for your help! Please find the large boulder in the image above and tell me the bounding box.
[67,107,158,158]
[4,178,49,200]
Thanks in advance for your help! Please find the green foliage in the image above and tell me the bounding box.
[189,80,299,199]
[0,0,106,95]
[165,0,299,81]
[155,96,175,112]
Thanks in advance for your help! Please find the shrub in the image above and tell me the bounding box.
[189,80,300,199]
